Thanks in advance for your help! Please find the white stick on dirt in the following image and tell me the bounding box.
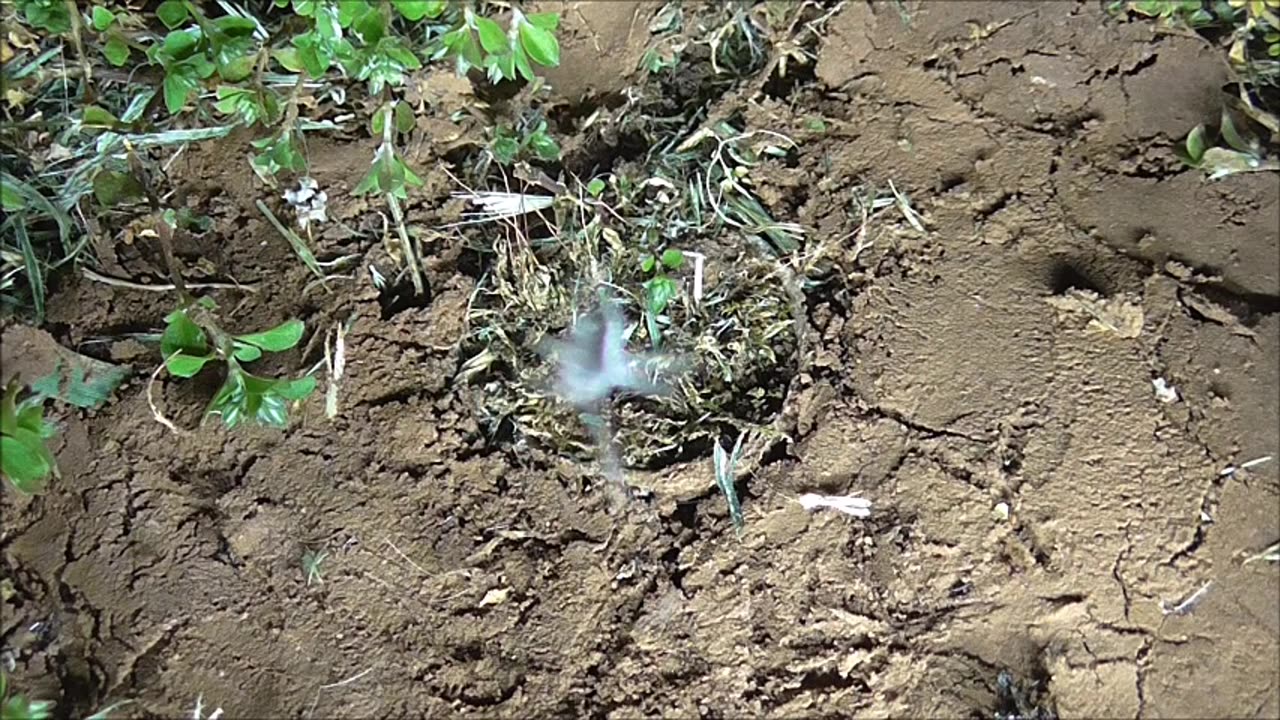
[147,358,186,436]
[325,321,346,420]
[686,251,706,302]
[1219,454,1275,476]
[1159,580,1213,616]
[797,493,873,518]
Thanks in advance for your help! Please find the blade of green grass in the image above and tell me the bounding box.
[12,219,46,323]
[256,199,325,280]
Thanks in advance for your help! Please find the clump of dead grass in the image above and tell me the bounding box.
[459,184,800,467]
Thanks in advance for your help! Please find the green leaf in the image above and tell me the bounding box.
[475,16,508,54]
[163,73,192,114]
[3,695,53,720]
[162,29,200,58]
[232,343,263,362]
[512,42,535,81]
[1,184,25,212]
[338,0,371,28]
[83,102,119,127]
[92,170,144,207]
[29,353,129,410]
[102,35,130,66]
[275,375,317,400]
[491,136,519,165]
[235,319,305,352]
[640,254,656,273]
[1219,111,1251,153]
[660,248,684,269]
[161,308,208,357]
[393,101,415,134]
[22,1,70,33]
[525,12,560,31]
[1184,124,1207,162]
[91,6,116,31]
[645,276,678,315]
[13,400,47,436]
[2,431,53,494]
[164,352,214,378]
[518,20,559,67]
[156,0,190,29]
[353,5,387,44]
[218,54,256,82]
[586,178,606,197]
[214,16,258,36]
[529,131,560,161]
[273,47,303,72]
[393,0,430,21]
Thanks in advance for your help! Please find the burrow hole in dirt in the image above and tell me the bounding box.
[1047,258,1111,296]
[378,277,433,320]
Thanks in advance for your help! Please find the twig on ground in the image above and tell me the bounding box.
[83,268,259,294]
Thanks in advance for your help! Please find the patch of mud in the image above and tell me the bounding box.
[2,2,1276,718]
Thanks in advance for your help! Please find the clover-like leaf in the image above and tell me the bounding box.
[165,352,214,378]
[161,308,209,357]
[275,375,317,400]
[660,248,685,270]
[475,16,508,54]
[1,433,51,494]
[518,20,559,67]
[156,0,190,29]
[525,12,560,31]
[232,343,263,362]
[1184,124,1207,163]
[91,6,116,32]
[235,319,305,352]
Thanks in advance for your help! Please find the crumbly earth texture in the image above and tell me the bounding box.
[2,1,1278,718]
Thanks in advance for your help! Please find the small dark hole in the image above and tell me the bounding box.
[378,278,433,320]
[1048,260,1107,296]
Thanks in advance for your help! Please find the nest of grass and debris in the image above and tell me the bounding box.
[459,179,802,468]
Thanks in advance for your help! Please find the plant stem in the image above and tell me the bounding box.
[386,192,424,296]
[63,0,95,103]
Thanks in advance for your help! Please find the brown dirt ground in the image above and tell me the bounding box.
[3,1,1279,718]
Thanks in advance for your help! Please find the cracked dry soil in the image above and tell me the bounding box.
[2,1,1278,718]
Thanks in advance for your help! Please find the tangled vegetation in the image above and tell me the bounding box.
[0,0,562,491]
[1112,0,1280,174]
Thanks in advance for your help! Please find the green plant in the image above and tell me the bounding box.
[147,2,262,114]
[437,7,561,83]
[88,5,134,67]
[161,299,316,428]
[1110,0,1218,27]
[251,128,308,182]
[1,379,59,495]
[0,672,52,720]
[639,248,684,349]
[213,84,282,126]
[16,0,70,34]
[1177,110,1280,177]
[355,101,423,199]
[489,119,561,165]
[302,549,328,585]
[713,433,746,534]
[1228,0,1280,60]
[345,2,423,94]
